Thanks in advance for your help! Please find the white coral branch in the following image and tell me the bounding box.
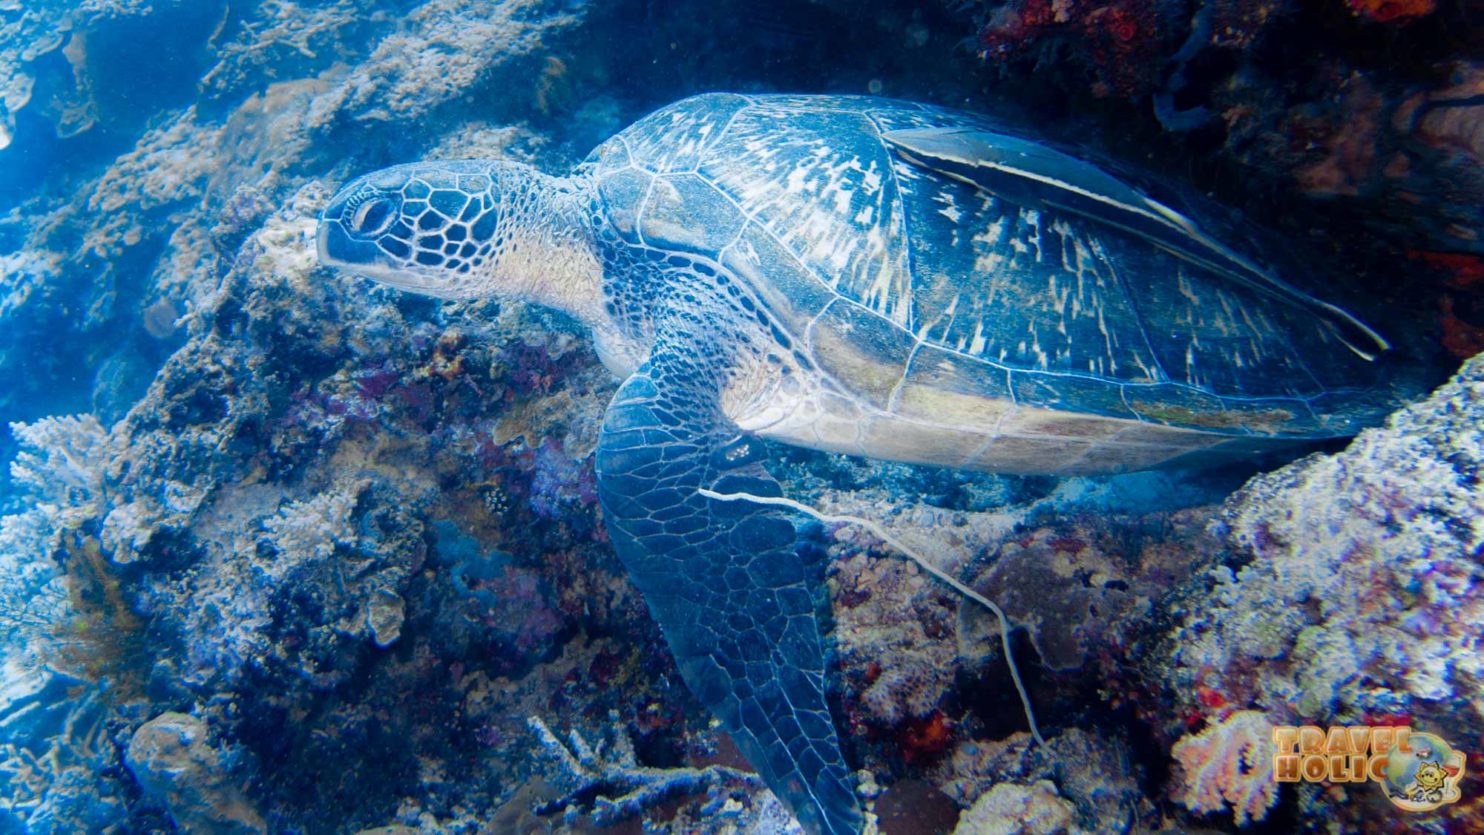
[527,714,760,825]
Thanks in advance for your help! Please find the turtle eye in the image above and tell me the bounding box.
[348,197,397,236]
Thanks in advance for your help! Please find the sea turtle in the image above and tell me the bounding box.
[317,93,1406,834]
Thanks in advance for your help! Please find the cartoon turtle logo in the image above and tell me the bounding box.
[1382,732,1466,812]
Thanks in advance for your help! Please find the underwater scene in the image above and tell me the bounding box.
[0,0,1480,833]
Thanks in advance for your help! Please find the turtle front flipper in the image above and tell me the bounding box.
[595,345,862,835]
[882,126,1389,359]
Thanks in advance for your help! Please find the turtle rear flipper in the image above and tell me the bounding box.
[882,126,1389,360]
[596,335,862,835]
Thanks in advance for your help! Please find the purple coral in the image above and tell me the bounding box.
[476,566,567,656]
[528,438,598,520]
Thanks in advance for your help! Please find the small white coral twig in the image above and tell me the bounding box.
[698,487,1045,745]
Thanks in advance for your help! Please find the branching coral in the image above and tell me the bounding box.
[10,415,109,507]
[199,0,377,100]
[258,479,366,580]
[0,513,68,645]
[527,714,759,826]
[0,415,127,831]
[0,683,121,832]
[0,418,99,653]
[1171,710,1277,825]
[1,415,110,671]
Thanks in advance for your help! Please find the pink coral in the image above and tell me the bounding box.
[1171,710,1277,825]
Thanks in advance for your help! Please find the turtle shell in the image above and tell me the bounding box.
[587,93,1401,444]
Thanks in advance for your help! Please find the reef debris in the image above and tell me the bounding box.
[527,714,760,826]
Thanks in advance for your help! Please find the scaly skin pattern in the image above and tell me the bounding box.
[594,290,863,834]
[317,93,1419,834]
[319,156,865,832]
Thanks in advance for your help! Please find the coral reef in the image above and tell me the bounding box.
[0,0,179,149]
[1155,351,1483,829]
[84,108,224,257]
[0,0,1475,832]
[973,0,1170,97]
[1167,353,1483,724]
[335,0,587,124]
[0,2,629,827]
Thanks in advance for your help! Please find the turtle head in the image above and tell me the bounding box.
[318,161,509,299]
[319,160,597,306]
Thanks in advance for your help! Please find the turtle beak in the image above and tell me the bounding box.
[316,212,384,272]
[315,215,335,266]
[315,210,464,299]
